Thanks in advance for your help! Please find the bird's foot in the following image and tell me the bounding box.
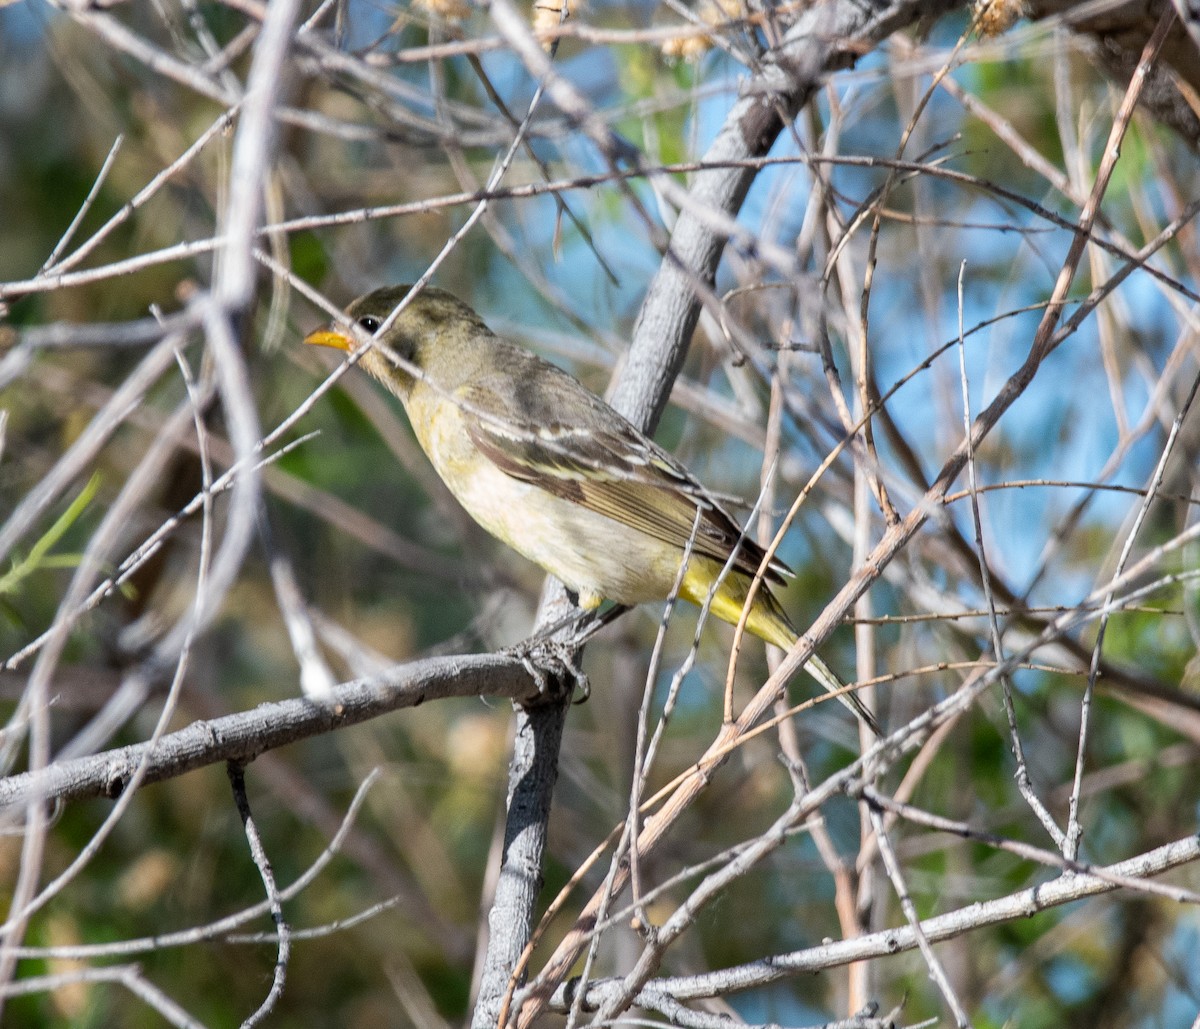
[506,636,589,704]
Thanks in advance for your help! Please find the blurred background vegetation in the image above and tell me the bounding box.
[1,0,1199,1025]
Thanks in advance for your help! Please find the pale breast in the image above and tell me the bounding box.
[405,389,686,606]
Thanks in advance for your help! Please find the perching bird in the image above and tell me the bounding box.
[305,284,876,731]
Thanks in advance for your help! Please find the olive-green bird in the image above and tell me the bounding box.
[305,284,876,731]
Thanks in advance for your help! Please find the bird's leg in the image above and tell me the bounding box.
[569,602,629,645]
[519,602,629,649]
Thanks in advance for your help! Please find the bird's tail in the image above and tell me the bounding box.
[684,562,881,737]
[746,587,882,738]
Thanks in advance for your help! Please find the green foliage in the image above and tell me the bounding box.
[0,473,102,600]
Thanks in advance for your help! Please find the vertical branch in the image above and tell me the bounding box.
[213,0,301,309]
[470,694,569,1029]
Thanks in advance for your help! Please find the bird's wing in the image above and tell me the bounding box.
[456,364,790,586]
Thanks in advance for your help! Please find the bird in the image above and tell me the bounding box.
[304,284,877,732]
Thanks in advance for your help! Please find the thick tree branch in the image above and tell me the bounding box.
[1027,0,1200,147]
[0,653,537,811]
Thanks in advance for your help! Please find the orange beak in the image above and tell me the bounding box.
[303,328,354,352]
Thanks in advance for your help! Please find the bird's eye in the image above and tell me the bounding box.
[357,316,381,333]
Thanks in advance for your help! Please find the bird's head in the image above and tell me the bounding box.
[303,284,489,398]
